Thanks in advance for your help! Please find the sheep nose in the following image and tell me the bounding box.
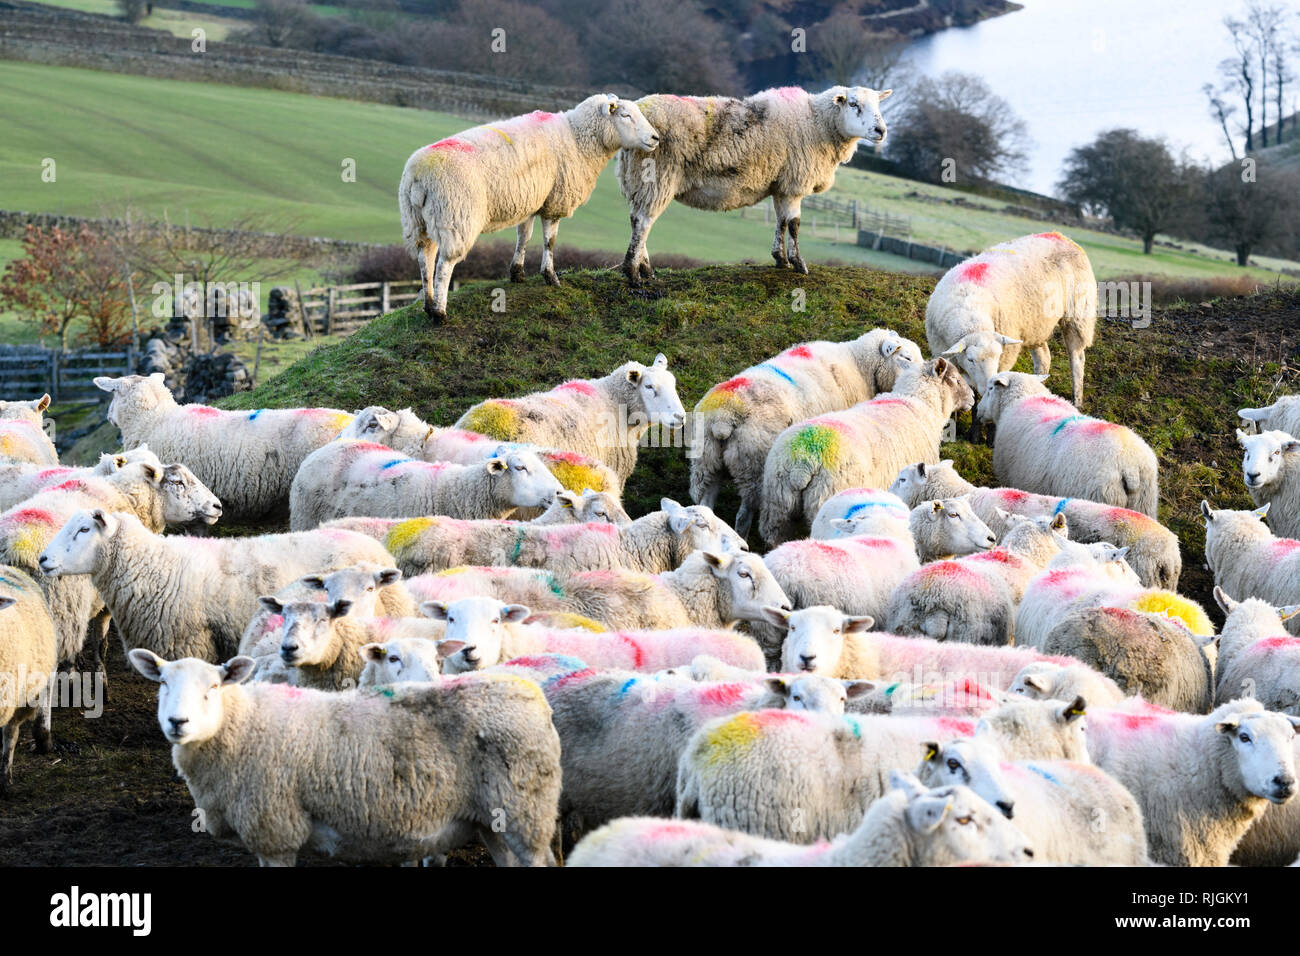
[798,655,816,671]
[1273,774,1295,797]
[986,535,996,546]
[168,717,188,730]
[780,603,794,612]
[1247,472,1260,483]
[873,125,886,137]
[1023,847,1035,859]
[280,644,298,660]
[996,800,1015,819]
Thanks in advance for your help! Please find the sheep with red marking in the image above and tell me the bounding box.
[0,392,57,467]
[1214,587,1300,714]
[0,445,161,512]
[1203,501,1300,637]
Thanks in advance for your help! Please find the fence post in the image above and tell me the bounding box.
[381,281,390,314]
[326,288,336,335]
[51,349,60,403]
[294,280,314,339]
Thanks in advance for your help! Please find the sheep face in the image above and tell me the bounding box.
[889,772,1034,865]
[944,332,1021,397]
[702,550,789,624]
[627,354,687,430]
[826,86,892,145]
[599,94,659,152]
[93,372,171,427]
[128,650,255,745]
[421,596,530,674]
[579,489,631,525]
[661,497,747,553]
[915,738,1017,820]
[39,508,116,577]
[976,697,1090,763]
[917,498,997,555]
[1238,429,1299,492]
[155,462,223,525]
[763,674,872,715]
[772,605,874,674]
[359,638,442,686]
[491,451,563,508]
[0,394,50,426]
[1216,708,1300,804]
[343,406,401,443]
[263,598,353,667]
[301,564,401,618]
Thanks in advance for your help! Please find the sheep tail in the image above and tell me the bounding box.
[687,414,732,506]
[921,612,951,642]
[398,175,427,259]
[758,460,814,544]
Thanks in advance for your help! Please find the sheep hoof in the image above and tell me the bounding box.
[638,262,654,280]
[771,253,789,269]
[509,265,525,283]
[543,270,561,287]
[424,301,446,325]
[621,259,641,287]
[792,258,809,275]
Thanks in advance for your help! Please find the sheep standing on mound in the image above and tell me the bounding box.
[617,85,890,284]
[128,652,562,866]
[94,373,353,520]
[1203,501,1300,637]
[1213,587,1300,714]
[570,773,1032,867]
[759,357,974,544]
[400,94,658,322]
[926,232,1097,406]
[1238,429,1300,539]
[689,329,922,536]
[1240,397,1300,437]
[977,372,1159,517]
[0,566,56,792]
[456,356,685,482]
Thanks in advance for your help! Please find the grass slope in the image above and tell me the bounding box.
[221,264,1300,612]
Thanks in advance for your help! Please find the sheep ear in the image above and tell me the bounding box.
[1113,546,1130,562]
[829,517,854,533]
[501,604,531,624]
[843,615,874,633]
[93,376,121,393]
[626,367,643,385]
[931,500,945,514]
[701,551,731,572]
[843,680,876,699]
[360,643,387,663]
[91,509,110,529]
[486,458,508,474]
[998,335,1023,346]
[921,740,941,762]
[0,596,13,612]
[258,596,284,614]
[221,656,257,685]
[888,769,925,797]
[1236,428,1251,447]
[941,343,965,357]
[1213,586,1237,614]
[420,601,450,621]
[1279,605,1300,622]
[327,599,353,619]
[1284,441,1300,456]
[1023,674,1050,693]
[1238,406,1270,423]
[554,490,578,509]
[34,394,51,412]
[834,91,847,105]
[113,455,128,469]
[939,459,954,469]
[1253,503,1272,520]
[760,605,791,629]
[1050,512,1067,532]
[764,677,790,698]
[1058,696,1087,722]
[652,353,668,369]
[128,648,167,681]
[148,372,166,386]
[300,575,325,590]
[374,568,402,587]
[992,374,1010,388]
[436,639,467,658]
[906,795,953,834]
[1215,715,1241,734]
[141,463,162,484]
[1033,374,1049,383]
[1201,500,1214,521]
[878,89,893,100]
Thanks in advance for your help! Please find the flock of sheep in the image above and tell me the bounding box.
[3,83,1300,866]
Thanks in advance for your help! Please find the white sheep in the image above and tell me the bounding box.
[569,773,1032,867]
[0,395,49,425]
[1214,587,1300,714]
[127,651,562,866]
[759,357,975,544]
[976,372,1159,517]
[1240,397,1300,437]
[288,442,561,531]
[456,355,685,482]
[38,509,394,662]
[618,86,890,283]
[423,596,765,675]
[889,459,1182,589]
[675,696,1089,842]
[0,566,56,792]
[380,498,744,578]
[1008,660,1126,708]
[1238,428,1300,540]
[1086,699,1300,866]
[94,373,353,520]
[1203,500,1300,637]
[809,487,912,541]
[926,232,1097,406]
[0,419,57,468]
[885,512,1068,645]
[689,329,922,536]
[357,637,446,687]
[0,445,161,513]
[400,94,659,321]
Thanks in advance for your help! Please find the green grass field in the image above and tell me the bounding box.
[2,60,1297,288]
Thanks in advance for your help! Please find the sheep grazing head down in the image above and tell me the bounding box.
[625,353,687,431]
[420,596,528,674]
[39,508,117,577]
[661,497,748,553]
[822,86,892,145]
[1214,703,1300,804]
[1237,428,1300,491]
[769,605,874,675]
[591,93,659,152]
[700,550,790,624]
[150,462,223,525]
[487,451,564,508]
[260,597,354,668]
[128,650,256,745]
[93,372,172,426]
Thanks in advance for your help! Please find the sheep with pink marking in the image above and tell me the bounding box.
[976,372,1159,517]
[0,445,162,513]
[288,441,561,530]
[889,459,1181,589]
[759,357,974,545]
[809,487,912,541]
[1213,587,1300,715]
[400,94,659,321]
[94,373,354,520]
[689,329,922,537]
[1203,500,1300,637]
[926,231,1097,406]
[0,395,57,467]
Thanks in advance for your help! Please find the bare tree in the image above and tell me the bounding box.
[1205,83,1240,160]
[1204,158,1299,265]
[254,0,314,49]
[801,10,904,90]
[1273,31,1294,144]
[1224,16,1257,153]
[1246,1,1286,146]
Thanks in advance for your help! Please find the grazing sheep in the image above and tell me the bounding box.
[381,498,743,578]
[889,459,1182,589]
[0,445,162,513]
[1009,660,1126,708]
[1238,429,1300,540]
[400,94,659,321]
[759,357,975,544]
[618,86,890,284]
[915,737,1147,865]
[810,487,912,541]
[690,329,923,536]
[926,232,1097,405]
[1214,587,1300,715]
[1087,699,1300,866]
[94,374,353,520]
[288,442,561,531]
[885,513,1068,645]
[423,596,765,675]
[976,373,1159,517]
[1203,500,1300,637]
[1038,606,1216,712]
[1240,397,1300,437]
[676,696,1089,842]
[0,566,56,792]
[38,510,393,662]
[456,355,686,482]
[570,772,1033,867]
[128,651,562,866]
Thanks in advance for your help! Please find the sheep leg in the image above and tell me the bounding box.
[429,249,462,325]
[420,240,440,321]
[0,722,14,793]
[770,207,790,268]
[734,499,754,539]
[622,210,656,286]
[781,197,808,274]
[510,218,533,282]
[34,677,52,754]
[1029,343,1052,376]
[1063,327,1087,406]
[997,342,1023,372]
[539,218,561,287]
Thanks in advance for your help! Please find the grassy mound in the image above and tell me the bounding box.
[223,264,1300,612]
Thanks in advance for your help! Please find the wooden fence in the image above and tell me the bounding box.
[298,280,425,335]
[0,346,134,402]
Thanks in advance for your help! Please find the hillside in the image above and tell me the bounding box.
[221,264,1300,613]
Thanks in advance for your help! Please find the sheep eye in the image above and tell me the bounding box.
[955,815,973,826]
[388,655,400,664]
[792,695,801,702]
[1239,733,1251,743]
[947,759,960,771]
